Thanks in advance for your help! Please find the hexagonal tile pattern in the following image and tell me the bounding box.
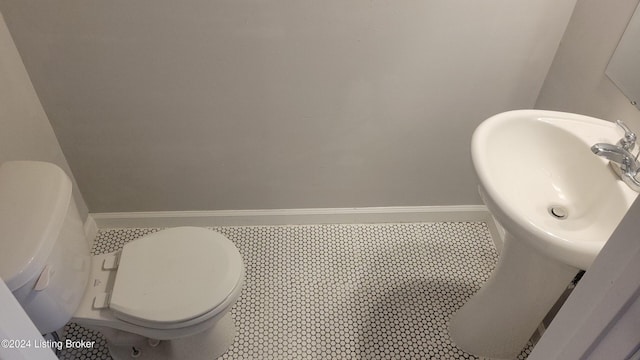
[59,222,534,359]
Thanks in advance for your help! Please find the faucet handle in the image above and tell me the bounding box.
[616,120,637,151]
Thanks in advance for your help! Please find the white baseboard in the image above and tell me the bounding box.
[83,214,98,247]
[91,205,492,228]
[486,213,506,254]
[91,205,504,252]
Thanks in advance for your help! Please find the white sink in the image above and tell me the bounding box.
[449,110,638,359]
[473,109,637,270]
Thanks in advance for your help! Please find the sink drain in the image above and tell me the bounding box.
[548,206,568,220]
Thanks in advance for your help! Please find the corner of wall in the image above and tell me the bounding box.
[534,0,640,126]
[0,10,90,219]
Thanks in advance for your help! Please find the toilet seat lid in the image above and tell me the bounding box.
[109,227,243,326]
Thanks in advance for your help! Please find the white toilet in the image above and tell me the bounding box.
[0,161,245,360]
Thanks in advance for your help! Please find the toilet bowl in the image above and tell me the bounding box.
[0,161,245,360]
[74,227,245,359]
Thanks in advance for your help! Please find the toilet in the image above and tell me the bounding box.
[0,161,245,360]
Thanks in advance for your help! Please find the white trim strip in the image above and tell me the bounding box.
[83,214,98,246]
[91,205,492,228]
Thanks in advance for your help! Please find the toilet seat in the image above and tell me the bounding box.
[108,227,243,329]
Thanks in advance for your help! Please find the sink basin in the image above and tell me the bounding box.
[473,109,638,270]
[449,110,638,359]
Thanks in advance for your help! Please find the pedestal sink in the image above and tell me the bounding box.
[449,110,638,359]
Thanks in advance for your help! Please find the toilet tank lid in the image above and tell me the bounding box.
[0,161,72,291]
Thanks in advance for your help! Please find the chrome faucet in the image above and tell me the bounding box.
[591,120,640,192]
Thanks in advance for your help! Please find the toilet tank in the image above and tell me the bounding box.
[0,161,90,333]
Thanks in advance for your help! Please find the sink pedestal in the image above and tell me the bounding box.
[449,232,578,359]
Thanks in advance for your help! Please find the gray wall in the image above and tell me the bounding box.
[536,0,640,127]
[0,0,577,213]
[0,12,88,219]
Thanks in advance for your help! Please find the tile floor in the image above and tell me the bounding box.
[59,222,533,359]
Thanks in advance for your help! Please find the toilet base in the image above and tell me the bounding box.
[107,313,237,360]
